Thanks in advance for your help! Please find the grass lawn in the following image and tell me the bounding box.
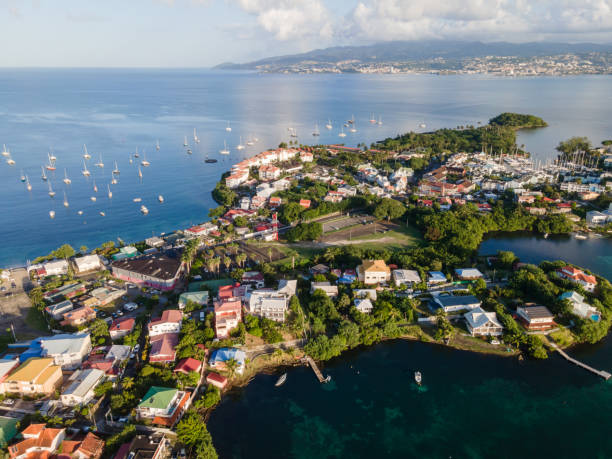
[25,307,49,333]
[548,327,576,348]
[349,222,423,249]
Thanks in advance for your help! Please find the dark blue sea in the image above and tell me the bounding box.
[1,70,611,267]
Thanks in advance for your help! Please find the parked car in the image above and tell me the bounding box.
[134,344,140,351]
[2,399,15,406]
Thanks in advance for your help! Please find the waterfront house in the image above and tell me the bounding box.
[214,298,242,339]
[61,306,96,327]
[259,164,281,181]
[113,433,168,459]
[149,310,182,337]
[40,260,70,277]
[1,358,62,396]
[354,298,374,314]
[455,268,484,281]
[60,368,105,407]
[8,424,65,459]
[392,269,421,287]
[464,307,503,336]
[45,300,73,320]
[357,260,391,285]
[109,317,136,340]
[145,236,165,248]
[556,266,597,292]
[225,169,249,189]
[149,333,179,363]
[73,255,103,273]
[559,291,601,321]
[174,358,202,375]
[206,372,228,389]
[136,386,190,427]
[209,348,246,374]
[516,306,555,331]
[310,282,338,298]
[433,295,481,313]
[184,223,217,238]
[111,254,184,291]
[248,291,288,322]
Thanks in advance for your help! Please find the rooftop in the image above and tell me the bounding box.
[112,254,182,280]
[138,386,178,410]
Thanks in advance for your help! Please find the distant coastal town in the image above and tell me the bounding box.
[1,113,611,459]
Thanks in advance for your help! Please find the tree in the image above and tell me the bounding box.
[225,358,238,377]
[556,136,591,155]
[236,253,247,268]
[222,256,232,272]
[280,202,303,224]
[88,319,110,346]
[373,198,406,221]
[176,411,218,459]
[79,245,88,254]
[29,287,45,311]
[52,244,76,260]
[497,250,517,269]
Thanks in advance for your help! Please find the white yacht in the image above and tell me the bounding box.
[133,197,142,203]
[220,141,230,155]
[419,122,427,129]
[46,153,56,171]
[236,137,245,150]
[41,166,48,181]
[415,371,422,386]
[141,154,150,167]
[140,205,149,215]
[158,195,164,203]
[6,156,15,165]
[95,154,104,168]
[225,121,232,132]
[82,160,90,177]
[90,196,97,202]
[113,161,120,175]
[20,170,26,182]
[83,144,91,160]
[107,184,113,199]
[99,211,105,217]
[77,210,83,215]
[325,119,332,130]
[1,144,9,157]
[349,123,357,133]
[49,210,55,219]
[25,175,32,191]
[377,116,383,126]
[63,169,71,185]
[48,150,57,162]
[193,128,200,144]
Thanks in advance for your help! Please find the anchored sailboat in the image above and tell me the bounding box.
[20,170,26,182]
[63,191,69,208]
[158,195,164,203]
[183,136,188,147]
[107,184,113,199]
[41,166,48,181]
[83,144,91,160]
[325,119,332,130]
[236,137,245,150]
[338,126,346,138]
[26,175,32,191]
[1,144,9,157]
[63,169,71,185]
[225,121,232,132]
[46,153,56,171]
[95,154,104,168]
[49,210,55,219]
[141,153,150,167]
[48,182,56,198]
[82,160,90,177]
[156,140,160,151]
[312,122,320,136]
[113,161,120,175]
[220,140,230,155]
[193,128,200,144]
[138,166,143,179]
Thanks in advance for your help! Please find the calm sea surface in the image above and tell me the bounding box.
[0,70,612,266]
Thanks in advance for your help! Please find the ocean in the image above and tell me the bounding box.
[0,70,611,267]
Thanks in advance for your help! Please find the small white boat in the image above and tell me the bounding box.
[133,197,142,203]
[140,205,149,215]
[186,148,192,155]
[246,136,255,146]
[183,136,188,147]
[156,140,160,151]
[141,154,150,167]
[20,170,26,182]
[349,123,357,133]
[107,184,113,199]
[82,160,90,177]
[275,373,287,387]
[111,177,118,185]
[338,127,346,138]
[99,211,105,217]
[95,154,104,168]
[93,179,98,193]
[543,233,549,239]
[83,144,91,160]
[63,169,71,185]
[419,123,427,129]
[63,191,69,208]
[48,182,56,198]
[25,175,32,191]
[41,166,48,181]
[193,128,200,144]
[129,155,133,164]
[113,161,120,175]
[48,150,57,162]
[377,116,383,126]
[575,233,588,240]
[325,119,332,130]
[348,115,355,124]
[1,144,9,157]
[46,153,56,171]
[158,195,164,203]
[6,156,15,165]
[77,210,83,215]
[415,371,422,386]
[225,121,232,132]
[90,196,97,202]
[236,137,245,150]
[219,140,230,155]
[49,210,55,219]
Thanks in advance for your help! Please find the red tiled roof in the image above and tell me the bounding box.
[110,317,135,332]
[77,432,105,459]
[206,372,227,386]
[174,357,202,374]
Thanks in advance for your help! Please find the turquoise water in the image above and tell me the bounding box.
[1,70,612,266]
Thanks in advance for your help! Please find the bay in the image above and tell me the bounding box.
[1,70,612,267]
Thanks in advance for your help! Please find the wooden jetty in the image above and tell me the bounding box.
[305,356,330,383]
[549,341,611,380]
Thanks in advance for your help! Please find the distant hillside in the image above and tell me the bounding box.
[216,40,612,70]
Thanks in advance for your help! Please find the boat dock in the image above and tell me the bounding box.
[549,341,611,380]
[305,356,328,383]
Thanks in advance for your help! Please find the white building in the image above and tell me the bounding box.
[248,293,288,322]
[148,310,182,337]
[560,291,601,321]
[310,282,339,298]
[42,260,69,277]
[61,369,105,407]
[40,333,92,370]
[73,255,102,273]
[464,307,503,336]
[357,260,391,285]
[392,269,421,287]
[354,298,374,314]
[586,210,611,226]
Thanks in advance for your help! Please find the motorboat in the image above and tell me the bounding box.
[414,371,422,386]
[275,373,287,387]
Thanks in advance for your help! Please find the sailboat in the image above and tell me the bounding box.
[48,182,56,198]
[186,147,192,154]
[312,122,320,136]
[25,175,32,191]
[111,177,118,185]
[49,210,55,219]
[348,114,355,124]
[133,197,142,203]
[141,153,150,167]
[369,113,376,124]
[95,154,104,168]
[41,166,48,181]
[349,123,357,133]
[338,126,346,138]
[419,122,427,129]
[183,136,188,147]
[99,211,105,217]
[82,160,90,177]
[113,161,120,175]
[193,128,200,144]
[236,137,245,150]
[140,205,149,215]
[46,153,56,171]
[377,115,383,126]
[63,191,69,208]
[20,170,26,182]
[129,155,133,164]
[225,121,232,132]
[63,169,71,185]
[219,141,230,155]
[77,210,83,215]
[325,119,332,130]
[48,150,57,162]
[107,184,113,199]
[246,136,255,146]
[275,373,287,387]
[93,179,98,193]
[1,144,9,157]
[90,196,97,202]
[138,166,143,179]
[158,195,164,203]
[289,128,298,138]
[6,156,15,165]
[83,144,91,160]
[156,140,160,151]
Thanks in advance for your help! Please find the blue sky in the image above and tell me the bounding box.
[3,0,612,67]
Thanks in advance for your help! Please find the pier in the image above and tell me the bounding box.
[548,341,611,380]
[305,356,330,383]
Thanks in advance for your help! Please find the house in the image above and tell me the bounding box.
[357,260,391,285]
[310,264,329,275]
[516,306,555,331]
[455,268,484,281]
[586,210,610,226]
[67,432,105,459]
[43,282,87,303]
[174,358,202,375]
[73,255,102,273]
[392,269,421,287]
[39,333,92,369]
[148,310,182,336]
[145,236,165,248]
[559,291,601,321]
[113,433,168,459]
[556,266,597,292]
[45,300,73,320]
[464,307,503,336]
[206,372,228,389]
[277,279,297,298]
[136,386,191,427]
[433,295,481,313]
[8,424,65,459]
[184,223,217,238]
[1,358,62,396]
[214,298,242,339]
[354,289,377,301]
[149,333,179,363]
[209,348,246,374]
[41,260,70,277]
[248,291,288,322]
[354,298,374,314]
[427,271,447,284]
[310,282,338,298]
[178,291,209,310]
[225,169,249,189]
[242,271,265,289]
[0,416,18,448]
[60,369,105,407]
[61,306,96,327]
[239,196,251,210]
[111,254,184,291]
[259,165,281,181]
[87,286,125,306]
[109,317,135,340]
[299,151,314,162]
[269,196,282,208]
[299,199,311,209]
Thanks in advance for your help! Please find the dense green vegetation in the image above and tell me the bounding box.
[285,222,323,242]
[489,112,547,128]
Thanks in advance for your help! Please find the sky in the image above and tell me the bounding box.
[2,0,612,67]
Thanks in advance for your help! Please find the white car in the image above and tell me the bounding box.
[3,399,15,406]
[123,302,138,311]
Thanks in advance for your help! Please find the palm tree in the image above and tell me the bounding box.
[212,257,221,277]
[223,256,232,272]
[122,376,135,390]
[225,358,238,377]
[267,248,273,263]
[236,253,247,268]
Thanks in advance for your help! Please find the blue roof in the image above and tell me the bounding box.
[428,271,446,281]
[209,348,246,364]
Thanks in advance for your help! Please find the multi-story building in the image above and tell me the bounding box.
[464,307,503,336]
[1,358,62,396]
[214,298,242,339]
[357,260,391,285]
[111,254,184,291]
[60,369,105,407]
[516,306,555,331]
[556,266,597,292]
[136,386,191,427]
[148,310,182,336]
